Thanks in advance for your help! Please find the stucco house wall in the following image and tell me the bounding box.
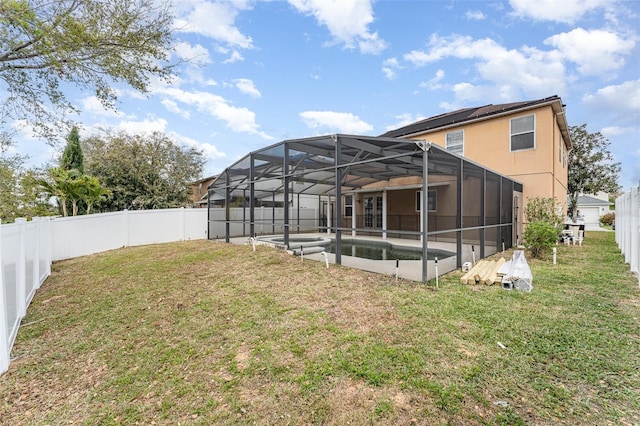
[382,96,571,223]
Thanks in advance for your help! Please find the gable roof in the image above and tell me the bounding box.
[576,194,612,206]
[381,95,571,150]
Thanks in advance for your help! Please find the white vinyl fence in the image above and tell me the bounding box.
[208,207,320,239]
[615,186,640,284]
[0,208,208,374]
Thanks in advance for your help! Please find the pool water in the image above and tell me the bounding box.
[328,240,453,261]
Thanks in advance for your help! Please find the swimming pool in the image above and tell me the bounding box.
[329,239,453,261]
[256,235,454,261]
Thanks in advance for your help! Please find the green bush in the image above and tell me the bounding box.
[524,221,559,258]
[525,197,563,231]
[600,212,615,226]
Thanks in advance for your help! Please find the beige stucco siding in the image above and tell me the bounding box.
[406,104,568,218]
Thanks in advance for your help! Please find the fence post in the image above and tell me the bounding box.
[180,207,185,241]
[0,222,10,374]
[43,217,52,278]
[16,218,27,318]
[122,209,129,247]
[33,218,41,291]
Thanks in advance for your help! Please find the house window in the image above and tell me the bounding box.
[344,195,353,216]
[416,190,437,212]
[510,114,535,151]
[446,130,464,155]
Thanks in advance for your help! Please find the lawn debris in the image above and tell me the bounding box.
[498,250,533,291]
[459,258,507,285]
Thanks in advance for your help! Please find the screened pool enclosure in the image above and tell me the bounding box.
[208,134,523,282]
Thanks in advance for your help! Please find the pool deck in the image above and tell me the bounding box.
[227,232,464,282]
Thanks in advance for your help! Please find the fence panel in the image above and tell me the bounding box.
[616,187,640,284]
[51,208,208,261]
[0,217,53,374]
[51,212,126,260]
[1,223,21,369]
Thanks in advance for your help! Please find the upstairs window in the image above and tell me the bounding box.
[446,130,464,155]
[510,114,535,151]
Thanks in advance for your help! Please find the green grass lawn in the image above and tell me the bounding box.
[1,232,638,425]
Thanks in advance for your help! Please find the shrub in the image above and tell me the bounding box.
[525,197,563,231]
[600,212,615,226]
[523,221,559,258]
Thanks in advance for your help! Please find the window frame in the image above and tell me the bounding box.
[445,129,464,156]
[416,190,437,212]
[344,195,353,217]
[510,114,536,152]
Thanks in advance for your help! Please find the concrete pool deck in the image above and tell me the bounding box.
[225,232,476,282]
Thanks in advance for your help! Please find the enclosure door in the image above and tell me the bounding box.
[513,194,522,245]
[363,195,383,229]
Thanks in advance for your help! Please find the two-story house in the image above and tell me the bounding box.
[381,95,572,226]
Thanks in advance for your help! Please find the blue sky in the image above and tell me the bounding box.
[12,0,640,190]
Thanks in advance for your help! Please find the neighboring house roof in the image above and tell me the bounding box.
[189,175,218,186]
[575,194,612,207]
[381,95,571,150]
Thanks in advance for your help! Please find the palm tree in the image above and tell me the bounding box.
[80,176,110,214]
[37,168,85,216]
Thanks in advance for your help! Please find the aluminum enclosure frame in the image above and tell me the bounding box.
[207,134,522,282]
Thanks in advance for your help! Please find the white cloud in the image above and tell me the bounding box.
[601,126,633,136]
[174,1,253,49]
[234,78,261,98]
[159,88,272,139]
[173,41,211,64]
[545,28,635,76]
[509,0,611,24]
[168,131,226,161]
[80,96,123,118]
[384,113,427,131]
[582,79,640,124]
[299,111,373,134]
[223,50,245,64]
[419,69,446,91]
[9,120,59,166]
[161,99,191,119]
[115,118,168,134]
[382,57,401,80]
[288,0,387,54]
[404,35,505,66]
[465,10,485,20]
[404,34,567,103]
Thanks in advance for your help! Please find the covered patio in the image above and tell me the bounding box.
[208,134,522,282]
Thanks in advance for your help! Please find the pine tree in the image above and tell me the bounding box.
[60,127,84,173]
[59,127,85,214]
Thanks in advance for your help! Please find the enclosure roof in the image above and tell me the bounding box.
[207,134,436,199]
